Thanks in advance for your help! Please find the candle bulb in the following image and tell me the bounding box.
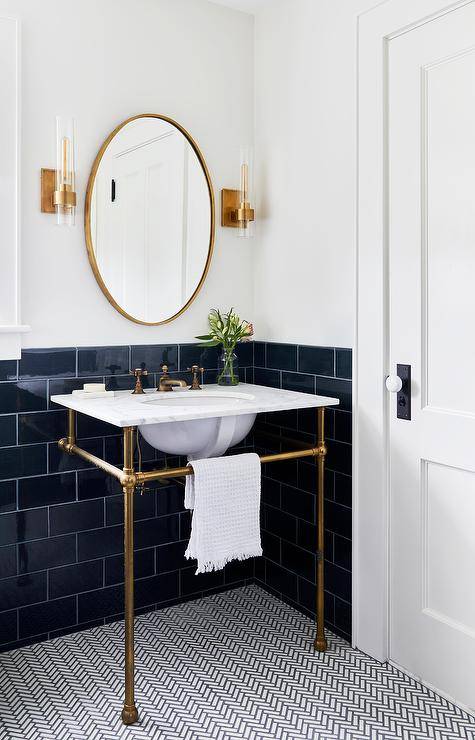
[62,137,69,186]
[237,146,254,238]
[54,117,76,226]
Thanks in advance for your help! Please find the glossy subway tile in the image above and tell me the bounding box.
[19,596,77,639]
[134,515,180,550]
[0,571,47,611]
[49,499,104,536]
[180,566,224,597]
[0,445,47,481]
[136,571,179,608]
[0,381,47,414]
[18,534,77,574]
[49,560,104,600]
[0,360,18,382]
[234,342,253,368]
[0,481,16,514]
[253,342,266,368]
[298,346,335,376]
[154,484,185,517]
[0,507,48,546]
[335,349,352,380]
[253,367,281,388]
[0,545,17,579]
[77,525,123,561]
[178,343,219,371]
[281,541,316,583]
[334,473,351,508]
[0,610,17,645]
[18,473,76,510]
[18,410,67,445]
[77,346,130,377]
[282,371,315,395]
[266,343,297,372]
[265,561,298,602]
[0,415,17,447]
[131,345,178,373]
[155,540,187,574]
[324,561,351,604]
[20,349,76,380]
[280,484,315,523]
[78,583,124,622]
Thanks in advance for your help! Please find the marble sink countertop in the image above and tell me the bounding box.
[51,383,340,428]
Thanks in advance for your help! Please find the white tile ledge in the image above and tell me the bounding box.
[0,325,31,361]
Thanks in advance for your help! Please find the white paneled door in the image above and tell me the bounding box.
[388,1,475,709]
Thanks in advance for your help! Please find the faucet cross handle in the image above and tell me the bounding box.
[130,367,148,395]
[188,365,204,390]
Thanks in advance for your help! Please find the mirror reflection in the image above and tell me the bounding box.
[86,115,214,325]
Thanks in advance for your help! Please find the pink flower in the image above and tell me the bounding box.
[242,322,254,341]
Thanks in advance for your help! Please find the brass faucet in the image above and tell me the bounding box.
[157,364,188,392]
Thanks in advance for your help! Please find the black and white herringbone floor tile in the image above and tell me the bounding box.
[0,586,474,740]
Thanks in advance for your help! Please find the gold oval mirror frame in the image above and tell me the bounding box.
[85,114,215,326]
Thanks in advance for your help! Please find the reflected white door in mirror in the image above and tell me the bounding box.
[85,115,214,326]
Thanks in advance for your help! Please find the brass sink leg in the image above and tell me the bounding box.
[314,407,328,652]
[121,426,139,726]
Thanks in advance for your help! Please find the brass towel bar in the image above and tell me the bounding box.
[58,406,329,726]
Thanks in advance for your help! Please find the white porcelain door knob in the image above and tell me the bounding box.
[386,374,403,393]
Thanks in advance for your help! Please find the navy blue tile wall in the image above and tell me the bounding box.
[0,341,351,651]
[251,341,352,641]
[0,344,255,652]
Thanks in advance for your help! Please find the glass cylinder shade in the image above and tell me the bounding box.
[55,116,76,226]
[238,145,254,238]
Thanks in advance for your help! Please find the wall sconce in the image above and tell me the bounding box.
[41,117,77,226]
[221,145,255,238]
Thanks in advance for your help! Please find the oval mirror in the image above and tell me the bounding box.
[85,114,214,325]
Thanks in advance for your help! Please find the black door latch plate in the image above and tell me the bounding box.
[396,364,411,420]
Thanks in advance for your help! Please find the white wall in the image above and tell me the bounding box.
[0,0,254,348]
[253,0,374,348]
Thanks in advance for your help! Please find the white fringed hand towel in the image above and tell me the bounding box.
[184,453,262,574]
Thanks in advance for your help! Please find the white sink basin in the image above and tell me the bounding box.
[138,390,256,458]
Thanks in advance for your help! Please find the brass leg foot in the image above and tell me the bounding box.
[314,636,328,652]
[121,704,139,725]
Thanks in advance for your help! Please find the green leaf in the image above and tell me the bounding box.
[195,334,212,341]
[197,340,221,347]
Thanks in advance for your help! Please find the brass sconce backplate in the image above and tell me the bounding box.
[221,188,240,228]
[40,168,56,213]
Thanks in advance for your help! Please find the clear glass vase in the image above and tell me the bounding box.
[217,349,239,386]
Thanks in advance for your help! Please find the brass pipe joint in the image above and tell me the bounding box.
[121,473,138,489]
[314,444,327,458]
[58,437,74,454]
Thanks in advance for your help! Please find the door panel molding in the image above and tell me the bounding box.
[355,0,474,662]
